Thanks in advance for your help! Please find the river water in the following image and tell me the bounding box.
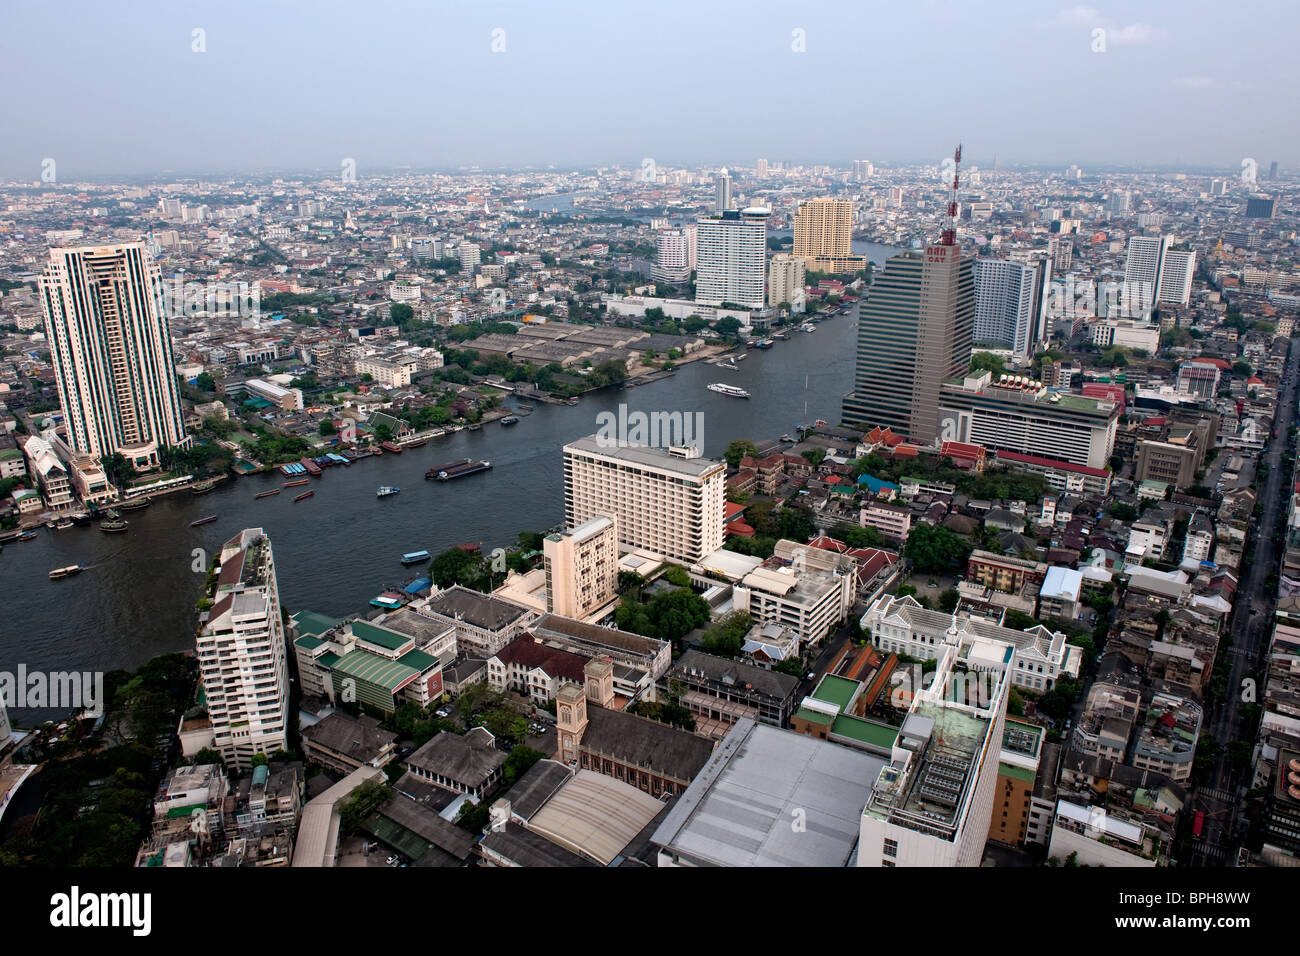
[1,258,893,720]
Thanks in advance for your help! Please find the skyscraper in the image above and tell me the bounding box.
[853,160,873,181]
[767,253,807,311]
[695,208,769,309]
[1158,248,1196,307]
[792,198,866,274]
[39,243,189,471]
[843,243,975,443]
[197,528,290,771]
[650,225,697,284]
[973,257,1050,358]
[715,168,733,213]
[756,158,769,178]
[1124,236,1195,309]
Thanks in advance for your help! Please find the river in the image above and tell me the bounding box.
[1,268,893,722]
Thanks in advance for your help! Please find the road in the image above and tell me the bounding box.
[1188,341,1299,866]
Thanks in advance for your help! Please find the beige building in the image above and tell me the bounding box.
[767,253,807,310]
[544,515,619,619]
[563,436,726,564]
[792,198,865,274]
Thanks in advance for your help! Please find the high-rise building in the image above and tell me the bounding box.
[715,168,733,213]
[767,253,807,311]
[1124,236,1195,308]
[1048,235,1072,273]
[1107,191,1131,216]
[39,244,189,471]
[1269,160,1279,180]
[853,159,874,181]
[756,158,769,178]
[695,208,769,309]
[563,436,726,564]
[1210,179,1228,196]
[1158,248,1196,307]
[197,528,290,771]
[544,515,620,620]
[459,242,482,275]
[650,225,697,284]
[1246,196,1277,219]
[843,244,975,443]
[792,198,865,274]
[973,257,1050,358]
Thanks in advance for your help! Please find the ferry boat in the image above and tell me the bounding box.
[190,479,216,495]
[189,515,218,527]
[377,486,400,498]
[99,519,128,533]
[48,564,84,580]
[381,441,403,454]
[369,592,405,610]
[284,478,310,488]
[294,490,315,502]
[707,382,751,399]
[255,489,281,499]
[118,496,152,511]
[401,549,430,565]
[500,416,520,426]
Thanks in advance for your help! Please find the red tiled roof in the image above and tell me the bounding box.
[495,637,588,683]
[723,501,747,521]
[940,440,985,461]
[726,520,755,537]
[995,449,1110,478]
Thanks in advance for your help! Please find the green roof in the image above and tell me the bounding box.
[830,715,899,750]
[351,620,412,653]
[317,652,341,669]
[165,803,208,819]
[810,674,860,712]
[795,706,834,727]
[999,761,1036,783]
[397,648,439,672]
[361,812,432,861]
[329,649,421,692]
[294,634,325,651]
[292,609,341,638]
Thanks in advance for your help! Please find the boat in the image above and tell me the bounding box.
[255,489,281,499]
[372,447,384,456]
[189,515,218,527]
[754,338,774,350]
[294,490,315,502]
[284,478,310,488]
[500,416,520,426]
[716,358,739,369]
[369,592,405,610]
[814,419,827,427]
[300,457,322,476]
[429,459,493,481]
[191,479,216,495]
[468,423,482,431]
[99,520,128,533]
[381,441,403,454]
[707,383,751,399]
[48,564,84,580]
[54,518,75,530]
[779,434,795,443]
[566,398,579,406]
[517,403,534,411]
[774,331,791,340]
[377,486,400,498]
[801,323,816,333]
[118,496,152,511]
[17,530,39,541]
[405,438,428,448]
[71,512,92,526]
[102,508,122,520]
[401,549,430,565]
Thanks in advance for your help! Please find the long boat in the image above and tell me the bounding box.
[404,437,428,448]
[17,530,39,541]
[189,515,218,527]
[293,490,315,502]
[284,478,310,488]
[255,489,281,499]
[48,564,84,580]
[381,441,403,454]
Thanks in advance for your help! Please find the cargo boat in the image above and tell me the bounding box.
[404,438,428,448]
[284,478,310,488]
[49,564,84,580]
[294,490,315,502]
[401,550,430,565]
[189,515,218,527]
[300,457,322,476]
[381,441,402,454]
[255,489,281,499]
[428,459,492,481]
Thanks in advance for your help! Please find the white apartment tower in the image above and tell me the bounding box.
[715,168,734,213]
[695,208,769,310]
[544,515,620,619]
[651,225,697,284]
[39,244,189,471]
[563,436,726,564]
[197,528,290,771]
[1158,248,1196,307]
[1124,236,1195,309]
[973,258,1051,358]
[459,242,482,276]
[859,643,1011,867]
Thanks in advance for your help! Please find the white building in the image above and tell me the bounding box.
[197,529,290,770]
[858,643,1011,867]
[973,257,1050,358]
[22,433,75,511]
[1123,235,1195,310]
[1048,799,1159,867]
[695,208,769,310]
[354,356,412,388]
[651,226,697,285]
[732,541,856,647]
[459,243,481,276]
[563,435,726,564]
[767,253,807,311]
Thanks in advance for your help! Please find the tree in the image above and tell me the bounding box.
[938,588,960,613]
[319,419,337,436]
[701,610,753,657]
[663,565,692,587]
[338,778,391,836]
[502,745,546,785]
[647,588,711,645]
[832,522,885,549]
[725,439,758,468]
[904,525,971,573]
[970,352,1006,377]
[194,371,216,392]
[714,316,742,338]
[429,546,488,590]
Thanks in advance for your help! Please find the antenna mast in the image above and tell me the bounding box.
[940,143,962,247]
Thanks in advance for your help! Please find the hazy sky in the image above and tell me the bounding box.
[2,0,1296,180]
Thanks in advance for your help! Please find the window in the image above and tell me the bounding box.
[883,839,898,858]
[882,860,895,867]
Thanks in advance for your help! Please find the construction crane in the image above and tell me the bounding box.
[940,143,962,247]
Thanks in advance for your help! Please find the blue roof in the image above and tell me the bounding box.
[856,474,900,494]
[404,577,432,594]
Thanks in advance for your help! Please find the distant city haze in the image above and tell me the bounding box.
[1,0,1297,179]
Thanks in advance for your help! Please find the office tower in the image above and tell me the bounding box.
[1270,160,1279,180]
[792,198,866,273]
[757,158,768,178]
[543,515,619,619]
[973,258,1050,358]
[695,208,769,309]
[715,168,733,213]
[843,243,975,443]
[651,225,697,284]
[937,372,1121,469]
[197,528,290,770]
[459,242,482,275]
[1066,165,1083,179]
[1246,196,1276,219]
[563,436,726,564]
[767,253,807,310]
[39,244,189,471]
[1107,191,1131,216]
[1158,248,1196,306]
[858,641,1011,867]
[854,159,874,181]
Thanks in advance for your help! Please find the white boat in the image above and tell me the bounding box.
[707,383,750,399]
[377,486,400,498]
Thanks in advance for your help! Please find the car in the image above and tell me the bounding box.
[435,708,450,718]
[386,856,397,865]
[806,671,816,681]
